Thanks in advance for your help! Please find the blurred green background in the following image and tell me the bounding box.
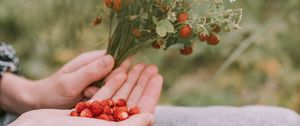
[1,0,300,113]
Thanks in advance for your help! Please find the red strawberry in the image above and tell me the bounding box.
[103,106,114,115]
[80,108,93,118]
[129,106,141,115]
[115,99,127,107]
[207,34,220,45]
[97,114,110,121]
[211,24,221,33]
[108,115,115,121]
[180,47,193,55]
[75,102,87,113]
[132,28,142,38]
[70,111,79,117]
[114,110,129,122]
[113,0,122,12]
[198,33,208,42]
[114,106,128,112]
[152,41,161,49]
[90,101,104,116]
[104,0,113,8]
[107,99,115,107]
[179,25,193,39]
[93,16,102,26]
[177,12,189,23]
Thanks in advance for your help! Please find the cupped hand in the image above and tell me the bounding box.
[9,109,154,126]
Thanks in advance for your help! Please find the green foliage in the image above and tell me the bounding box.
[1,0,300,113]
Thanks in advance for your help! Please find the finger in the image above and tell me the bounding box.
[60,50,106,73]
[63,55,114,92]
[90,72,127,101]
[120,113,154,126]
[127,65,158,107]
[104,58,132,82]
[83,86,100,99]
[112,64,146,100]
[137,74,163,113]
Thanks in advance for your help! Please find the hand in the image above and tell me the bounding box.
[10,63,163,126]
[0,50,121,114]
[9,109,154,126]
[87,62,163,113]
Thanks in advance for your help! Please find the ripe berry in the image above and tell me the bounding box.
[90,101,104,116]
[113,0,122,12]
[207,34,220,45]
[198,33,208,42]
[105,0,113,8]
[93,16,102,26]
[180,47,193,55]
[70,111,79,117]
[177,12,189,23]
[132,28,142,38]
[152,41,161,49]
[97,114,110,121]
[129,106,141,116]
[211,24,221,33]
[114,110,129,121]
[179,25,193,39]
[103,106,114,115]
[108,115,114,121]
[114,106,128,112]
[115,99,127,107]
[80,108,93,118]
[75,102,87,113]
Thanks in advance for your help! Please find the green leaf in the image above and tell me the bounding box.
[153,18,175,37]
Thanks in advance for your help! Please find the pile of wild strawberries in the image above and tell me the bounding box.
[70,99,140,122]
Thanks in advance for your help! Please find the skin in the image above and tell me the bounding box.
[0,50,163,126]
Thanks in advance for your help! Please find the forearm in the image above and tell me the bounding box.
[0,73,38,114]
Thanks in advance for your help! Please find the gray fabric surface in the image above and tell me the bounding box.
[155,106,300,126]
[1,106,299,126]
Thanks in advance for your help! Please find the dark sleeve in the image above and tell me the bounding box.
[0,42,20,76]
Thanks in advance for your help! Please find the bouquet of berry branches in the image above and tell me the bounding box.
[93,0,242,86]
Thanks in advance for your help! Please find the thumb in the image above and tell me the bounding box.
[63,55,114,91]
[121,113,154,126]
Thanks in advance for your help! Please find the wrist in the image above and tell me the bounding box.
[0,73,38,114]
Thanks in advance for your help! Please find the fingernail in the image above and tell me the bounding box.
[146,65,158,73]
[102,55,114,67]
[116,73,126,80]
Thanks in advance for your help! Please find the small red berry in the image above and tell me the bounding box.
[90,101,104,116]
[129,106,141,116]
[103,106,114,115]
[113,0,122,12]
[93,16,102,26]
[180,47,193,55]
[104,0,113,8]
[114,106,128,112]
[80,108,93,118]
[114,110,129,121]
[152,41,161,49]
[198,33,208,42]
[179,25,193,39]
[108,115,115,121]
[97,114,110,121]
[177,12,189,23]
[115,99,127,107]
[207,34,220,45]
[211,24,221,33]
[132,28,142,38]
[70,111,79,117]
[75,102,87,113]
